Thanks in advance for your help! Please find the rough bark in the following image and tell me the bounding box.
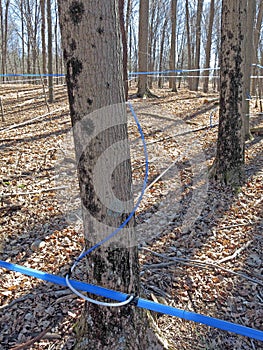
[119,0,128,100]
[57,1,163,349]
[212,0,246,186]
[203,0,215,93]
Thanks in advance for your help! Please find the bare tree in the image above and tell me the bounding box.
[212,0,246,186]
[58,0,162,348]
[137,0,149,97]
[203,0,215,93]
[47,0,53,101]
[169,0,178,92]
[192,0,204,91]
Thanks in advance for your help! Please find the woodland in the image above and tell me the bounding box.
[0,0,263,350]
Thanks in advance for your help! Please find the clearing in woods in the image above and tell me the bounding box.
[0,82,262,350]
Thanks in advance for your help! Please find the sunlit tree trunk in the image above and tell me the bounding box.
[241,0,256,140]
[58,1,162,348]
[137,0,149,97]
[40,0,47,82]
[169,0,177,92]
[47,0,53,102]
[192,0,204,91]
[203,0,215,93]
[185,0,193,90]
[251,0,263,95]
[212,0,246,186]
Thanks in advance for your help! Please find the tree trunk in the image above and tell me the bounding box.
[251,0,263,95]
[203,0,215,93]
[57,1,163,349]
[40,0,47,82]
[158,16,168,89]
[137,0,149,97]
[241,0,256,140]
[119,0,128,100]
[185,0,193,90]
[192,0,204,91]
[212,0,246,186]
[47,0,53,102]
[169,0,177,92]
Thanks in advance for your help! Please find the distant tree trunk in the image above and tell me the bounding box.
[241,0,256,140]
[212,0,246,186]
[158,16,169,88]
[251,0,263,95]
[203,0,215,93]
[0,0,10,81]
[169,0,177,92]
[47,0,53,102]
[185,0,193,90]
[119,0,128,100]
[137,0,149,97]
[21,0,25,76]
[192,0,204,91]
[40,0,47,82]
[58,1,162,349]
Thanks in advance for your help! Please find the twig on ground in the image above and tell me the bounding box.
[1,185,67,199]
[140,247,263,286]
[10,327,50,350]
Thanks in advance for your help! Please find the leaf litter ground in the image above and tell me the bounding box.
[0,84,262,350]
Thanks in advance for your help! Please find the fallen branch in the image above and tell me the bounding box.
[216,240,253,264]
[141,247,263,286]
[10,328,50,350]
[0,106,68,133]
[1,185,67,199]
[147,123,219,145]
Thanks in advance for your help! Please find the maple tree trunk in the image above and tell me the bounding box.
[47,0,53,102]
[137,0,149,97]
[212,0,246,186]
[169,0,177,92]
[58,1,163,349]
[192,0,204,91]
[241,0,256,140]
[203,0,215,93]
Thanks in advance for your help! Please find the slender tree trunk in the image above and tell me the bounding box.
[40,0,47,82]
[21,0,25,76]
[158,16,168,89]
[58,1,162,349]
[193,0,204,91]
[119,0,128,100]
[185,0,193,90]
[241,0,256,140]
[137,0,149,97]
[251,0,263,95]
[169,0,177,92]
[47,0,53,102]
[203,0,215,93]
[212,0,246,186]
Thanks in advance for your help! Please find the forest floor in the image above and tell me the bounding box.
[0,83,262,350]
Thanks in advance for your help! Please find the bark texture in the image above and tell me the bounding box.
[213,0,246,186]
[58,1,163,349]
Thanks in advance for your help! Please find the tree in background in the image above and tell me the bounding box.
[58,0,162,348]
[212,0,247,186]
[192,0,204,91]
[169,0,177,92]
[137,0,149,97]
[241,0,256,140]
[203,0,215,93]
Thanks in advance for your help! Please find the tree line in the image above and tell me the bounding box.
[0,0,262,97]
